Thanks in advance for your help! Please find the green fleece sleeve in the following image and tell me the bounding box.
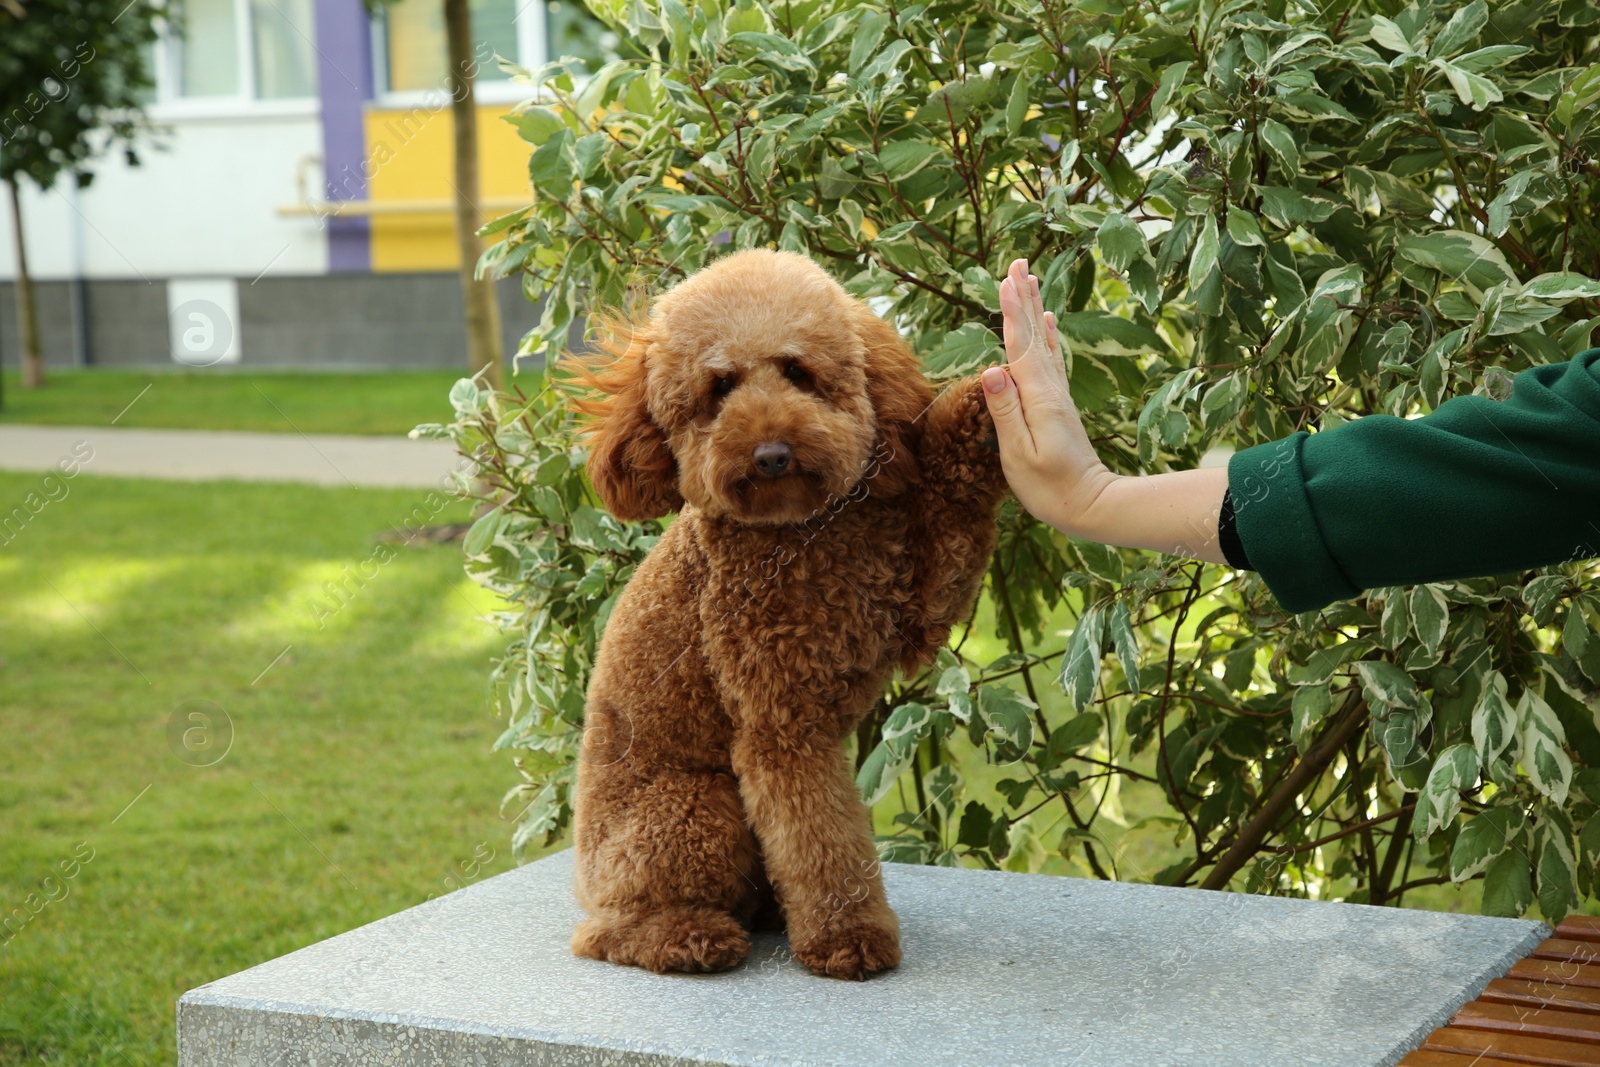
[1227,349,1600,614]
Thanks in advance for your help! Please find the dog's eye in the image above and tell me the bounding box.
[783,362,812,388]
[711,375,735,398]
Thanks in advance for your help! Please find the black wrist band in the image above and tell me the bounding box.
[1218,487,1254,571]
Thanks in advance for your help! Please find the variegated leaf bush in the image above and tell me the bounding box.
[419,0,1600,918]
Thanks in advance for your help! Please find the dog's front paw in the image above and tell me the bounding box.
[573,906,751,974]
[791,912,901,980]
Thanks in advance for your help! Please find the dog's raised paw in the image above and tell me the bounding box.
[793,921,901,980]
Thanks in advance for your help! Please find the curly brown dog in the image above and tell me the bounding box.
[569,249,1006,980]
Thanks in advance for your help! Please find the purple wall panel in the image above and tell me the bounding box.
[312,0,375,273]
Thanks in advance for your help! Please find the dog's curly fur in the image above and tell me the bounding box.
[569,250,1006,980]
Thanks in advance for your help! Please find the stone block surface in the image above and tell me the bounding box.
[178,849,1547,1067]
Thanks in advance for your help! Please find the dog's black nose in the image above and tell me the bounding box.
[753,441,792,477]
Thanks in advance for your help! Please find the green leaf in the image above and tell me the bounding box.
[1580,812,1600,875]
[1565,605,1593,661]
[1434,58,1503,110]
[449,377,486,415]
[1409,585,1449,657]
[1380,590,1410,650]
[922,323,999,378]
[724,0,768,34]
[1453,44,1531,72]
[1153,61,1192,116]
[781,104,846,153]
[1072,538,1124,585]
[725,31,815,71]
[1430,0,1488,59]
[1225,209,1264,248]
[977,685,1036,751]
[463,507,503,556]
[1520,688,1574,805]
[1481,849,1533,917]
[847,11,890,74]
[661,0,692,62]
[1524,574,1567,625]
[957,801,994,850]
[574,132,608,179]
[1254,186,1336,227]
[1522,273,1600,303]
[528,128,575,195]
[1418,743,1479,836]
[858,37,912,81]
[1049,711,1103,756]
[1188,213,1221,297]
[1557,65,1600,127]
[857,702,933,805]
[856,740,910,806]
[916,74,1000,125]
[924,763,962,827]
[1357,660,1422,710]
[1286,638,1375,685]
[1006,73,1033,136]
[1058,607,1105,713]
[1538,817,1579,923]
[936,663,971,698]
[1472,671,1517,766]
[1368,16,1416,55]
[1257,119,1299,176]
[1396,230,1519,293]
[1200,371,1247,430]
[1108,600,1140,694]
[1054,311,1165,357]
[1450,807,1523,881]
[1097,211,1149,275]
[507,106,567,146]
[1291,683,1332,754]
[875,140,940,182]
[882,701,933,756]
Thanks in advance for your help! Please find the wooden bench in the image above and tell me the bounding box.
[1403,916,1600,1066]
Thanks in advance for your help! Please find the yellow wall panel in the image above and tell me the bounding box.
[365,103,532,273]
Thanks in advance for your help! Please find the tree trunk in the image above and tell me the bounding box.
[7,177,43,391]
[444,0,504,389]
[1198,700,1370,892]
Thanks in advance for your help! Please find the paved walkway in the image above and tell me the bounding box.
[0,425,463,489]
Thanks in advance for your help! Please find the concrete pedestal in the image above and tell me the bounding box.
[177,850,1546,1067]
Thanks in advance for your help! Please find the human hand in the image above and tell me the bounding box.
[980,258,1117,538]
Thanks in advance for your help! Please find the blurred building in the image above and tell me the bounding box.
[0,0,608,370]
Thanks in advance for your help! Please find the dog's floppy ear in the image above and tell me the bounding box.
[569,316,684,521]
[854,305,932,496]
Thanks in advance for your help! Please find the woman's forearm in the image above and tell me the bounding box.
[1065,466,1232,565]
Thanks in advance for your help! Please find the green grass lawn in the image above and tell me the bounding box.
[0,472,532,1066]
[0,369,541,436]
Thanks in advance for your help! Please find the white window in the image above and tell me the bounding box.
[380,0,517,92]
[155,0,318,104]
[372,0,617,103]
[251,0,318,99]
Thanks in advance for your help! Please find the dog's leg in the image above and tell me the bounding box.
[900,375,1008,664]
[732,732,899,980]
[572,767,761,973]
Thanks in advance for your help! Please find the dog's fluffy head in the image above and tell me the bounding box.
[573,250,932,525]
